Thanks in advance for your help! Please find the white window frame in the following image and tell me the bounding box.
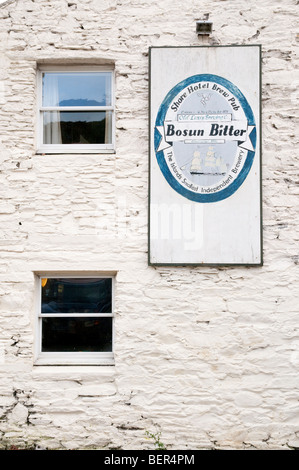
[34,274,115,365]
[36,65,115,154]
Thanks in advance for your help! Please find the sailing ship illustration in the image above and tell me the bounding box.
[189,146,227,175]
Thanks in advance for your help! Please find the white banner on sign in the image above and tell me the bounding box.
[149,46,262,265]
[157,120,254,148]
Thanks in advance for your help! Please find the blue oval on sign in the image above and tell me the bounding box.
[154,74,256,203]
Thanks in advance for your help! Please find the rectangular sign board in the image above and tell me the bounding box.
[149,45,262,265]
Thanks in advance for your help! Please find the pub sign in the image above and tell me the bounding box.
[149,46,262,265]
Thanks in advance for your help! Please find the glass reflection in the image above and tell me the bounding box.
[42,278,112,313]
[42,72,112,107]
[43,111,112,144]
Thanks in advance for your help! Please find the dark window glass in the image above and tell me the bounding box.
[41,278,112,313]
[43,111,112,145]
[42,317,113,352]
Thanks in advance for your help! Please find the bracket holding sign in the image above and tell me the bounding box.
[149,45,262,266]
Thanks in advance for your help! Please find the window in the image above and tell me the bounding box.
[35,275,115,365]
[37,66,115,153]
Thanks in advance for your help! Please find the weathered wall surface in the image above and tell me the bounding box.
[0,0,298,450]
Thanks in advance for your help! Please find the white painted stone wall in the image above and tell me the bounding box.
[0,0,298,450]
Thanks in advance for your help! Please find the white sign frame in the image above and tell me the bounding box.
[149,45,262,266]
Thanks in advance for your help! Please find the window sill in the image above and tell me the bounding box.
[34,352,115,366]
[32,365,116,378]
[36,148,116,155]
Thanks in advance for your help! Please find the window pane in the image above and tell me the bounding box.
[43,111,112,144]
[42,72,112,107]
[41,278,112,313]
[42,317,113,352]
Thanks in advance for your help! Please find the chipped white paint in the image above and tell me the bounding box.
[0,0,298,451]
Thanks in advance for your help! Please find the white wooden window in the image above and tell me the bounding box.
[37,66,115,154]
[35,275,115,365]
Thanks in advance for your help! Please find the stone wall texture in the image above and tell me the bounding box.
[0,0,298,450]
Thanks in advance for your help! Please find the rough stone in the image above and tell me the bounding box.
[0,0,298,452]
